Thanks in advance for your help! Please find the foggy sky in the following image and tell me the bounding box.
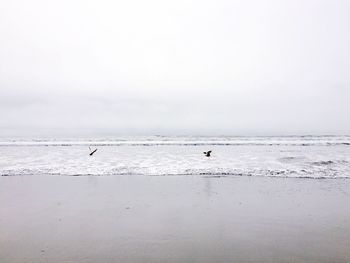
[1,0,350,136]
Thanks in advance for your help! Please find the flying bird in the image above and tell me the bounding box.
[203,150,212,157]
[89,147,98,156]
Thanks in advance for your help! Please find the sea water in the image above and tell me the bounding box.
[0,135,349,178]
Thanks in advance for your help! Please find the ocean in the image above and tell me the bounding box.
[1,135,349,178]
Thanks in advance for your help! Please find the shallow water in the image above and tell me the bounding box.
[0,136,349,178]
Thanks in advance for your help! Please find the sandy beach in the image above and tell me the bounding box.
[1,175,350,263]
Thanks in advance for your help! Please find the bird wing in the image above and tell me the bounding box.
[89,149,98,156]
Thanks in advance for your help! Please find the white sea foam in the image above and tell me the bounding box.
[0,136,349,178]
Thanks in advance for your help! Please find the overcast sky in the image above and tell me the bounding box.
[1,0,349,136]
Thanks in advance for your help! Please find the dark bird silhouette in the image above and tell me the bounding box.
[89,147,98,156]
[203,150,212,157]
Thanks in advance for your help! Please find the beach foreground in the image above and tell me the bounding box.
[1,175,350,263]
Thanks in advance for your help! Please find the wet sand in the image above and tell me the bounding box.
[1,175,350,263]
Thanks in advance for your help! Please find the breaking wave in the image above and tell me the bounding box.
[0,135,349,147]
[2,167,350,179]
[1,135,350,179]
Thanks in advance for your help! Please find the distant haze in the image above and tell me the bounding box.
[1,0,350,136]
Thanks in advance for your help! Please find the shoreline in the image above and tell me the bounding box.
[1,175,350,263]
